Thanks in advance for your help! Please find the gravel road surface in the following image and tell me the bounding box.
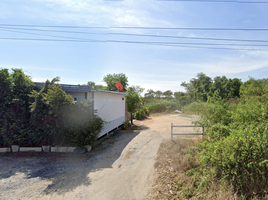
[0,114,198,200]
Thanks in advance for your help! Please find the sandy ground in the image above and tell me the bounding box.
[0,114,199,200]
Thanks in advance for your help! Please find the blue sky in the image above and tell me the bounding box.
[1,0,268,95]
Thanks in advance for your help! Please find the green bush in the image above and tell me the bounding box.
[198,126,268,196]
[122,121,131,129]
[134,106,149,120]
[145,98,182,113]
[0,69,35,147]
[58,101,104,147]
[185,83,268,198]
[134,109,146,120]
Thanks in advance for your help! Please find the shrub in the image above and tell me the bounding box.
[145,98,182,113]
[134,109,146,120]
[29,78,74,145]
[198,126,268,196]
[0,69,35,147]
[58,101,104,147]
[186,88,268,198]
[134,106,149,120]
[122,121,131,130]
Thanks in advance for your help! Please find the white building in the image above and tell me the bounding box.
[34,83,129,138]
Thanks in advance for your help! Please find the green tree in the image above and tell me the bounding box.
[181,72,212,102]
[155,90,162,98]
[0,69,12,125]
[144,89,155,98]
[128,85,144,95]
[86,81,96,89]
[0,69,35,146]
[163,90,173,99]
[208,76,242,101]
[174,91,185,99]
[126,86,143,124]
[30,77,74,145]
[240,78,268,103]
[0,69,12,146]
[174,91,187,106]
[103,73,128,92]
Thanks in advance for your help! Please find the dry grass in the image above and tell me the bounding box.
[147,137,249,200]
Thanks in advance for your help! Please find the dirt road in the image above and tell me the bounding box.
[0,114,198,200]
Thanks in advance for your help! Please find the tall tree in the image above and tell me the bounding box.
[30,77,74,145]
[0,69,12,125]
[208,76,242,101]
[163,90,173,99]
[128,85,144,95]
[144,89,155,98]
[155,90,162,98]
[0,69,35,145]
[103,73,128,92]
[86,81,96,90]
[181,72,212,102]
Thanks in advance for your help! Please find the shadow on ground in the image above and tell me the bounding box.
[0,128,143,195]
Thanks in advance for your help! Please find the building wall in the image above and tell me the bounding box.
[65,91,127,138]
[67,92,90,102]
[94,92,126,137]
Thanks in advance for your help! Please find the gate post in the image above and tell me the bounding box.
[171,123,173,141]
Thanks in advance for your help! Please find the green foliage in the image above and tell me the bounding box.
[134,107,149,120]
[59,101,104,147]
[103,73,128,92]
[181,78,268,198]
[208,76,242,101]
[145,98,182,113]
[0,69,104,148]
[122,121,131,129]
[155,90,162,98]
[126,86,145,124]
[84,81,107,90]
[163,90,173,99]
[183,101,214,116]
[181,72,212,102]
[0,68,35,146]
[30,78,74,145]
[144,89,155,98]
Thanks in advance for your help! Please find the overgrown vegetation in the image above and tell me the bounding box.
[0,68,104,147]
[144,98,183,113]
[151,76,268,199]
[144,72,242,113]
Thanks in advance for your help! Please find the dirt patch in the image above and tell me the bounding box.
[124,150,135,159]
[147,137,200,200]
[0,114,199,200]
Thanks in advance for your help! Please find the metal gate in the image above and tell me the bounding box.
[171,123,204,141]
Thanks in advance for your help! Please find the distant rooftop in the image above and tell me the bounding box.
[34,82,91,93]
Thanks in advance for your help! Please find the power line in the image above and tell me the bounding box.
[2,28,268,47]
[1,37,268,51]
[1,24,268,31]
[0,28,100,42]
[2,26,268,43]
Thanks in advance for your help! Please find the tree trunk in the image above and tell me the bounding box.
[131,113,133,124]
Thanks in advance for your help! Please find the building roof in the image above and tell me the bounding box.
[92,90,129,96]
[34,82,91,93]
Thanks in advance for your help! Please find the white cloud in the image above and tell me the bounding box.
[23,0,176,28]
